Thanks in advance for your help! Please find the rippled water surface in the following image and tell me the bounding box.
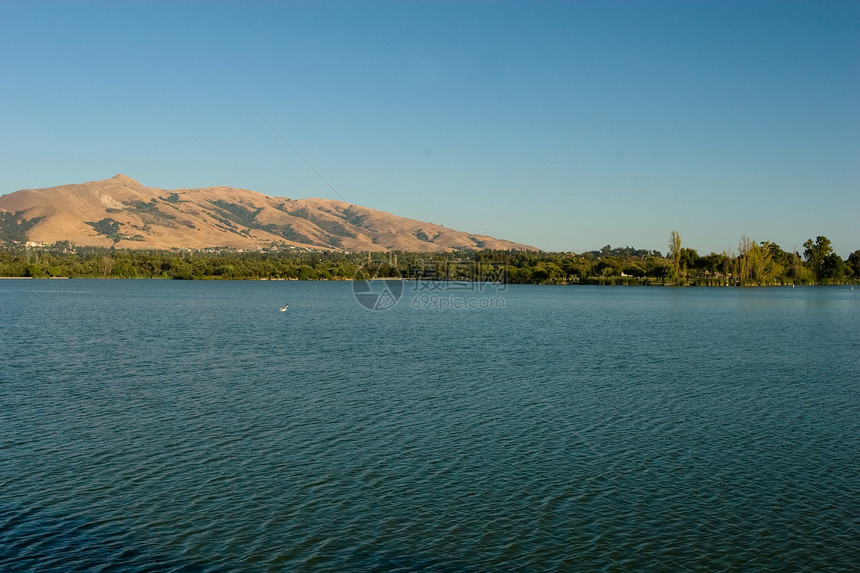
[1,280,858,571]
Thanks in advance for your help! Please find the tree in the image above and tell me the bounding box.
[562,256,591,282]
[765,242,792,270]
[803,236,833,280]
[668,231,681,280]
[847,250,860,278]
[737,234,754,283]
[748,241,782,284]
[820,253,848,280]
[535,261,564,283]
[98,254,114,278]
[622,262,646,277]
[679,247,699,272]
[732,237,785,285]
[701,252,728,276]
[646,256,671,280]
[594,256,622,277]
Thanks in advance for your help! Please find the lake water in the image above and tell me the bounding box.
[1,280,858,571]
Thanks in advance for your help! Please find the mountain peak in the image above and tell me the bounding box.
[110,173,140,185]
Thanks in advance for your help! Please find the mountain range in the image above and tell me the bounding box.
[0,175,536,252]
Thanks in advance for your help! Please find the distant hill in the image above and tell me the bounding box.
[0,174,536,252]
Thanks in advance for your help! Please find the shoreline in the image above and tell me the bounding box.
[1,275,856,288]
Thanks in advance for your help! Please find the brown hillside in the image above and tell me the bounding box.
[0,175,537,252]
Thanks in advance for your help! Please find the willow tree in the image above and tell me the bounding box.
[736,236,785,284]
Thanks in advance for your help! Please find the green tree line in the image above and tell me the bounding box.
[1,234,858,285]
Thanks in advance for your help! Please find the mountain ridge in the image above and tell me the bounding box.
[0,175,537,252]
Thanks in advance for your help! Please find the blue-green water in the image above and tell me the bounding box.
[1,280,858,571]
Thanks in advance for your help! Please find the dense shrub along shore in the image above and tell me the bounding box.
[2,234,858,286]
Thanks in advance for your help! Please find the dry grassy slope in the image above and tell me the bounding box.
[0,174,537,252]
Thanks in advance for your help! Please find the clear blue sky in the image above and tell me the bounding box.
[2,1,857,256]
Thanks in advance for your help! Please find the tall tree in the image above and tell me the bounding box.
[668,231,682,280]
[738,234,754,283]
[803,236,833,279]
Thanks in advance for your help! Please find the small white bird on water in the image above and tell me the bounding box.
[279,303,290,312]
